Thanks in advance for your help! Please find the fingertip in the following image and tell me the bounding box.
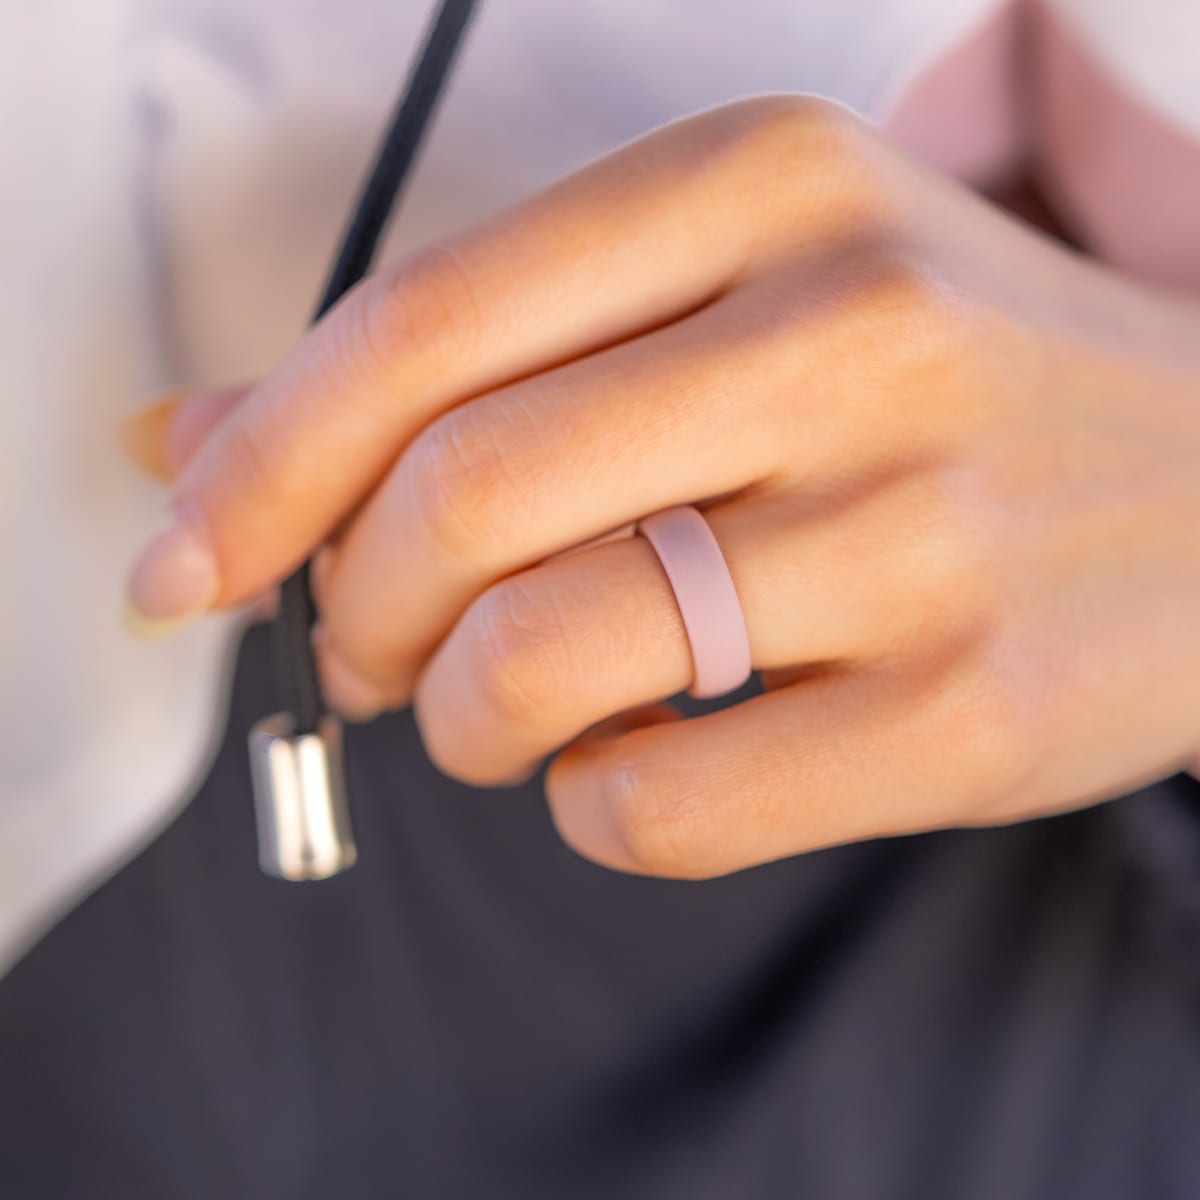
[310,544,338,610]
[126,501,221,627]
[246,587,281,623]
[546,704,681,875]
[490,760,544,789]
[313,623,389,723]
[546,752,644,875]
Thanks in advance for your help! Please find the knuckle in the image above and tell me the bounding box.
[863,254,982,367]
[722,94,885,225]
[606,762,717,879]
[885,497,1031,805]
[944,663,1038,815]
[350,240,483,378]
[406,407,516,564]
[895,471,1000,631]
[728,93,862,161]
[469,580,577,727]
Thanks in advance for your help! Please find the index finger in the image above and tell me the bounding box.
[126,97,864,617]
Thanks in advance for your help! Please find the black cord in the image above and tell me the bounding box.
[271,0,482,734]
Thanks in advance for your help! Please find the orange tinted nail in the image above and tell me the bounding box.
[119,394,182,482]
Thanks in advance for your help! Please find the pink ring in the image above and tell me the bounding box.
[637,506,752,699]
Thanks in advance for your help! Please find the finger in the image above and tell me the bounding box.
[312,622,389,723]
[121,387,248,482]
[167,387,249,476]
[412,485,940,785]
[545,656,1022,879]
[321,272,867,692]
[309,543,337,611]
[246,588,280,623]
[585,702,686,743]
[131,97,865,615]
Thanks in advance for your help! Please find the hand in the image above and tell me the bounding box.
[124,95,1200,878]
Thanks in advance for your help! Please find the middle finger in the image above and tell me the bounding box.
[321,288,854,693]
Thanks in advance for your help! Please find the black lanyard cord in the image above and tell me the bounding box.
[271,0,482,737]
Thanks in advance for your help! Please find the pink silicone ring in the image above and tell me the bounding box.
[637,506,752,699]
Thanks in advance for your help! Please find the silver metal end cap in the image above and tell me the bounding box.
[248,713,358,881]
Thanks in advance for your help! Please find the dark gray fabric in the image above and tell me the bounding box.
[0,624,1198,1198]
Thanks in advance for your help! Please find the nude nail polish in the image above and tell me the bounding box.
[125,502,219,636]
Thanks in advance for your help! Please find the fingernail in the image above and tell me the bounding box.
[125,501,219,637]
[119,394,182,483]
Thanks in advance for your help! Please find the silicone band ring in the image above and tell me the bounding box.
[637,506,752,699]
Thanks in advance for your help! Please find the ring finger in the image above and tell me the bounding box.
[412,486,934,785]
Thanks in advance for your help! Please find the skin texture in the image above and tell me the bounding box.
[124,95,1200,879]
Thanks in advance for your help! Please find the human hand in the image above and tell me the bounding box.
[123,96,1200,877]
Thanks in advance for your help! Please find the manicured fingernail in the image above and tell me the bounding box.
[125,501,219,637]
[119,394,182,483]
